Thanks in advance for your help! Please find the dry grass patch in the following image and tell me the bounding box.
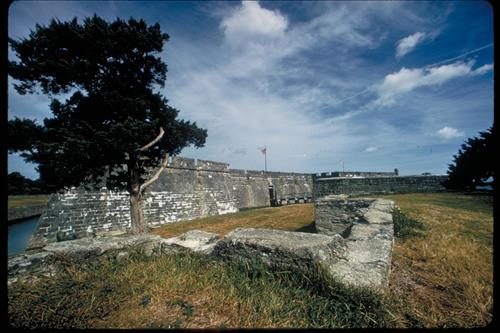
[8,194,50,209]
[151,203,315,239]
[380,193,493,327]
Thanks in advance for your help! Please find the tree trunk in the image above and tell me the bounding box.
[129,157,149,234]
[127,127,168,234]
[130,190,149,233]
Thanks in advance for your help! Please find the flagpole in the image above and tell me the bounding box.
[264,145,267,172]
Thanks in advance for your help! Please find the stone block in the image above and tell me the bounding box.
[8,251,56,285]
[212,228,347,270]
[160,230,220,255]
[313,195,395,290]
[43,234,164,258]
[314,195,373,235]
[328,236,393,290]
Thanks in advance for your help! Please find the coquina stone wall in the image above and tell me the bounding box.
[29,156,313,249]
[28,157,447,249]
[313,174,447,198]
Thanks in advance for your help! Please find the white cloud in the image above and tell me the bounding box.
[435,126,464,139]
[363,146,378,152]
[218,1,390,81]
[220,1,288,46]
[473,63,493,75]
[7,1,493,176]
[396,32,426,58]
[375,61,490,106]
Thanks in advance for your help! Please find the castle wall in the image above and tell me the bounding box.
[29,156,447,249]
[29,157,313,249]
[313,175,447,198]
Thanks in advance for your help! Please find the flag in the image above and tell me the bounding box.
[261,147,266,155]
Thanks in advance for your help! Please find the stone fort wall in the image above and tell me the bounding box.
[29,156,313,248]
[313,174,447,198]
[28,156,448,249]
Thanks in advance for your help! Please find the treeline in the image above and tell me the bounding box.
[8,172,55,195]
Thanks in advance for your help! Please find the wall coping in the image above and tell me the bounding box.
[315,174,447,181]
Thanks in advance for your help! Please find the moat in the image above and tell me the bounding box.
[8,217,39,255]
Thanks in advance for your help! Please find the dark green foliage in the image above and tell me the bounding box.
[8,16,207,192]
[443,126,495,192]
[392,207,425,239]
[7,172,53,194]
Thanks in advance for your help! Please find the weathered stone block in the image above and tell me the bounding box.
[314,195,370,235]
[43,234,165,258]
[8,251,56,284]
[313,195,395,290]
[328,236,393,290]
[160,230,220,254]
[361,209,393,224]
[212,228,347,270]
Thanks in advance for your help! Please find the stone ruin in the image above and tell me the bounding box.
[8,194,395,292]
[214,195,394,290]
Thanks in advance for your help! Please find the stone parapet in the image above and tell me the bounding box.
[196,159,229,172]
[313,175,447,197]
[170,156,196,169]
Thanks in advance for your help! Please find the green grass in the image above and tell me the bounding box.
[8,195,50,209]
[8,251,395,329]
[392,207,426,239]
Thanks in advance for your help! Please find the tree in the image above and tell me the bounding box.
[443,126,495,191]
[8,16,207,233]
[7,171,53,195]
[8,172,34,194]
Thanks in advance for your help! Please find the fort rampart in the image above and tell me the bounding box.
[28,156,448,249]
[313,174,447,198]
[28,156,313,248]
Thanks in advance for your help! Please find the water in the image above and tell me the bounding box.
[8,216,40,255]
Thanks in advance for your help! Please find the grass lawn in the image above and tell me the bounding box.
[379,193,493,327]
[8,195,51,209]
[151,204,316,239]
[8,193,493,328]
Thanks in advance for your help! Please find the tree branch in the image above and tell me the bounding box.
[139,127,164,151]
[139,153,169,193]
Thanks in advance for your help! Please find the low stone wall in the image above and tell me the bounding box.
[212,194,396,290]
[314,195,395,289]
[11,195,396,291]
[313,175,447,198]
[8,231,221,285]
[8,205,46,222]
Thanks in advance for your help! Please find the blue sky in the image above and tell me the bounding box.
[8,1,494,178]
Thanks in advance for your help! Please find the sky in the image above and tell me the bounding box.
[8,0,494,179]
